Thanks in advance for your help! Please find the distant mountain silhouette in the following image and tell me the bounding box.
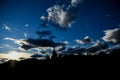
[0,49,120,79]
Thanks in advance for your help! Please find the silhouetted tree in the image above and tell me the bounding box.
[51,48,58,59]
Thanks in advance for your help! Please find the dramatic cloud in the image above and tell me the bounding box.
[41,0,81,28]
[76,36,91,44]
[21,38,66,50]
[2,24,11,31]
[103,28,120,44]
[4,37,66,50]
[87,41,108,54]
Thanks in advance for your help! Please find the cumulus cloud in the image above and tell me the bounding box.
[76,36,91,44]
[103,28,120,44]
[41,0,81,28]
[2,24,11,31]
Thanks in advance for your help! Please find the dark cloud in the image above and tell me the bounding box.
[87,41,108,54]
[64,41,108,55]
[36,30,51,38]
[103,28,120,44]
[49,36,56,40]
[21,44,34,50]
[4,37,66,51]
[66,47,86,54]
[21,38,66,50]
[40,0,81,29]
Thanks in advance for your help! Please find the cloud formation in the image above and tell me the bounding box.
[103,28,120,44]
[21,38,66,50]
[4,37,27,46]
[76,36,91,44]
[64,40,108,55]
[87,41,108,53]
[4,37,66,50]
[40,0,81,28]
[2,24,11,31]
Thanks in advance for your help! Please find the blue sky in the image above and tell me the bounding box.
[0,0,120,54]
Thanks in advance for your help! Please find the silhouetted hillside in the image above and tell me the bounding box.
[0,49,120,79]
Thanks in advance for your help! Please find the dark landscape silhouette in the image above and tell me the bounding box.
[0,48,120,79]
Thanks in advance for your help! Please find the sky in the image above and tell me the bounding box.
[0,0,120,60]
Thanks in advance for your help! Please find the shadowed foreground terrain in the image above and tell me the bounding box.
[0,49,120,79]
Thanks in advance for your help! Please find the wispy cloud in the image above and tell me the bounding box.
[4,37,28,46]
[2,24,11,31]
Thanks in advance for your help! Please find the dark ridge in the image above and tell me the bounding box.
[0,49,120,79]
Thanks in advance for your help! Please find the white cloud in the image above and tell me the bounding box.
[62,40,69,45]
[71,0,81,6]
[40,16,47,21]
[47,5,69,27]
[76,36,91,44]
[103,28,120,44]
[4,37,28,46]
[2,24,11,31]
[41,0,81,28]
